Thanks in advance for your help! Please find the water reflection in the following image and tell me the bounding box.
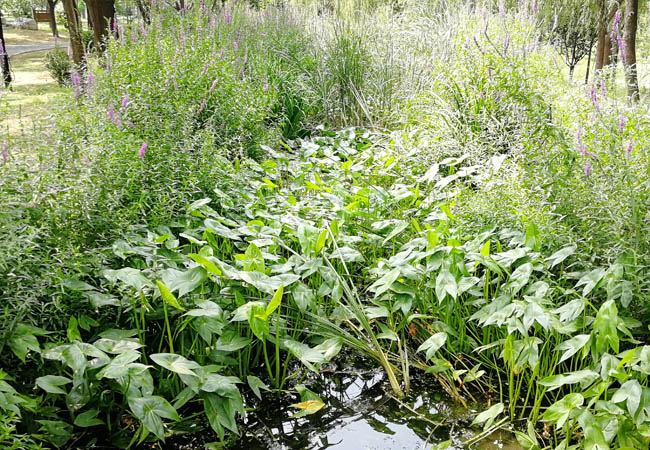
[231,368,521,450]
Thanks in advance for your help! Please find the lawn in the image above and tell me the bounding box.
[0,50,67,137]
[2,25,68,44]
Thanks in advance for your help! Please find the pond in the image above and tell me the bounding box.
[164,364,522,450]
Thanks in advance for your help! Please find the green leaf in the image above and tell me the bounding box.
[555,334,591,364]
[369,268,401,297]
[204,219,241,241]
[542,393,584,429]
[129,395,180,441]
[594,300,619,354]
[539,370,599,391]
[74,409,104,427]
[265,285,283,319]
[417,332,447,361]
[215,331,251,352]
[611,380,642,416]
[247,376,270,400]
[97,350,141,379]
[545,245,576,269]
[382,221,409,245]
[506,263,533,295]
[37,420,72,448]
[156,280,185,311]
[36,375,72,395]
[103,268,153,291]
[292,283,314,311]
[514,422,540,450]
[62,278,95,291]
[150,353,200,376]
[576,268,606,296]
[329,246,364,263]
[67,316,82,342]
[162,267,207,298]
[190,253,222,276]
[435,268,457,302]
[472,402,504,431]
[283,339,325,371]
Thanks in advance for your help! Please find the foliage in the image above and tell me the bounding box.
[44,48,73,85]
[2,1,650,449]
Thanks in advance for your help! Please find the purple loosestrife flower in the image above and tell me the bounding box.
[617,36,626,63]
[619,116,627,132]
[585,163,592,177]
[210,79,218,90]
[141,26,147,38]
[1,151,8,163]
[109,105,122,128]
[197,99,207,115]
[600,79,607,97]
[87,72,94,89]
[71,71,82,98]
[139,142,147,159]
[243,54,248,64]
[589,85,598,106]
[121,95,130,108]
[626,141,634,156]
[233,41,239,51]
[126,121,134,128]
[225,9,232,24]
[112,20,118,34]
[263,49,268,57]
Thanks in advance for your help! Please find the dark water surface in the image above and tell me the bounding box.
[170,366,522,450]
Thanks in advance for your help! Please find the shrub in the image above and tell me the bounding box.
[44,48,73,86]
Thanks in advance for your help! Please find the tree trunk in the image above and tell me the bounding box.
[136,0,151,24]
[595,2,617,71]
[0,17,11,88]
[624,0,640,101]
[87,4,93,29]
[585,38,594,84]
[47,0,59,37]
[86,0,116,55]
[62,0,85,66]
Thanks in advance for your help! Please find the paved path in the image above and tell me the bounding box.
[5,42,60,57]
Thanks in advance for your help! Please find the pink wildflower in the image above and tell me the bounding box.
[139,142,147,159]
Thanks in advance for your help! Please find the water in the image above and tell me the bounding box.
[168,366,522,450]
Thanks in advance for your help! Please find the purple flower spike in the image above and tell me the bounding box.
[263,82,269,92]
[619,116,627,132]
[626,141,634,156]
[210,79,218,90]
[585,163,592,177]
[121,95,130,108]
[1,151,8,162]
[139,142,147,159]
[234,41,239,51]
